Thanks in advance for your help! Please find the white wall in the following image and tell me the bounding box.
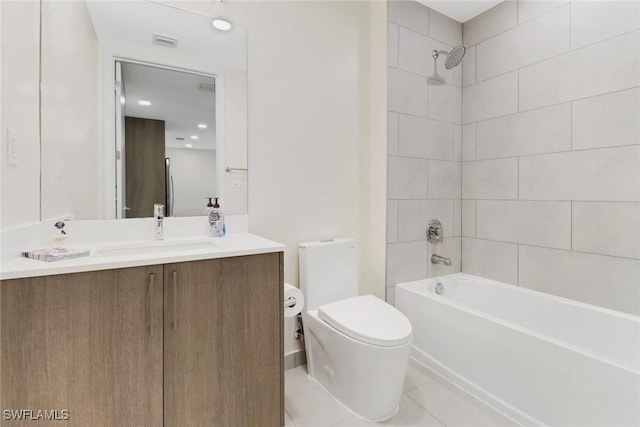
[461,1,640,314]
[166,148,217,216]
[386,1,463,305]
[157,0,388,354]
[0,1,41,229]
[40,1,101,221]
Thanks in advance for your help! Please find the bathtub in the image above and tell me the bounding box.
[396,273,640,426]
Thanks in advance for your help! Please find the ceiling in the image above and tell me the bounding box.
[122,62,217,150]
[417,0,504,23]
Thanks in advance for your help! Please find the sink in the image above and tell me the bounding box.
[94,238,220,257]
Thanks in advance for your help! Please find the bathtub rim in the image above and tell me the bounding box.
[396,273,640,374]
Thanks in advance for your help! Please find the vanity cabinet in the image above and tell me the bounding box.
[1,265,164,426]
[1,253,284,427]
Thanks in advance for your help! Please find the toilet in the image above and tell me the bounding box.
[298,238,412,422]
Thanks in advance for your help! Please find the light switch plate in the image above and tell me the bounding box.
[6,128,18,166]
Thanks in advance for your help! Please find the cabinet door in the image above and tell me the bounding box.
[164,253,283,427]
[1,266,163,426]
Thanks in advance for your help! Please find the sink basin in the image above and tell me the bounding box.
[94,238,220,257]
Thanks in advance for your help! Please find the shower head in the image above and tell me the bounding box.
[432,46,466,70]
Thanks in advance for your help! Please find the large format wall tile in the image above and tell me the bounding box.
[388,23,399,68]
[519,245,640,315]
[517,0,568,24]
[388,112,399,155]
[519,146,640,202]
[428,81,461,123]
[462,123,476,161]
[461,200,476,237]
[398,199,453,242]
[389,67,429,116]
[572,202,640,259]
[388,156,429,199]
[398,114,453,160]
[388,0,429,35]
[428,8,462,46]
[461,237,518,284]
[571,1,640,49]
[476,103,571,159]
[462,45,476,87]
[476,5,570,81]
[463,0,517,46]
[386,241,428,286]
[519,30,640,111]
[387,200,398,243]
[462,158,518,200]
[428,160,460,199]
[476,200,571,249]
[572,87,640,150]
[463,71,518,123]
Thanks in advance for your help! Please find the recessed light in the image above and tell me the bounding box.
[138,100,151,106]
[190,135,199,140]
[197,124,207,129]
[212,19,232,31]
[185,143,193,148]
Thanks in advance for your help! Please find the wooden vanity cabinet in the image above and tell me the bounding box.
[1,265,164,427]
[1,252,284,427]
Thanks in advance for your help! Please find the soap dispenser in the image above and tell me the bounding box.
[208,197,226,237]
[204,197,215,215]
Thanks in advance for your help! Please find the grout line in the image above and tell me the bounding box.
[461,237,640,261]
[390,110,463,126]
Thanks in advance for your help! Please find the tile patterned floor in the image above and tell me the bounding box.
[284,359,518,427]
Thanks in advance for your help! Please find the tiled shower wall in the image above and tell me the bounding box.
[386,1,463,304]
[386,0,639,315]
[461,1,640,314]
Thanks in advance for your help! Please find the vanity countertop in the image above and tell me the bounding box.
[1,232,285,280]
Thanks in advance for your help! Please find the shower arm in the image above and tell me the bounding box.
[432,49,448,60]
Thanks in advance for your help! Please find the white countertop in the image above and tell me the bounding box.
[0,216,285,280]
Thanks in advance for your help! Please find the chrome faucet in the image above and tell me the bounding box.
[431,254,452,267]
[154,204,164,240]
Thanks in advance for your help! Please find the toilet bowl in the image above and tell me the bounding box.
[299,239,412,422]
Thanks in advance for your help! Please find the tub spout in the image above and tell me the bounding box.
[431,254,452,267]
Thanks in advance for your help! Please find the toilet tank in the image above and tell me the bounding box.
[299,238,358,311]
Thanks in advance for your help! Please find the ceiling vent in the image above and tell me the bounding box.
[152,33,179,48]
[175,137,185,141]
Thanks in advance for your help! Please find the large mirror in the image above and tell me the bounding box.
[39,0,247,220]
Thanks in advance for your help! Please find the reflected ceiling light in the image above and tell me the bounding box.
[185,143,193,148]
[197,123,207,129]
[120,96,125,104]
[190,135,199,140]
[138,100,151,106]
[212,19,232,31]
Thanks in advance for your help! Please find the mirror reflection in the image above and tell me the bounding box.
[118,62,217,218]
[39,0,248,221]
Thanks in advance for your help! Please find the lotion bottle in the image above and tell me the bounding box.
[208,197,226,237]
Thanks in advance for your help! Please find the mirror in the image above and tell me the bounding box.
[39,0,248,220]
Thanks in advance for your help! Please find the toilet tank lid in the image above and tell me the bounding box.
[318,295,412,347]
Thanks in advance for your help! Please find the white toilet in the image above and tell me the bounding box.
[299,238,412,422]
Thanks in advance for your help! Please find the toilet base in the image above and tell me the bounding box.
[302,310,412,422]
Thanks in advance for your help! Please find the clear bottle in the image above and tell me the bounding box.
[208,197,226,237]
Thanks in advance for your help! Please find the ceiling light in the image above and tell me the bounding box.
[197,124,207,129]
[138,100,151,106]
[190,135,199,140]
[185,143,193,148]
[212,19,232,31]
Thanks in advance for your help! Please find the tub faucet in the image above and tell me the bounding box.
[154,204,164,240]
[431,254,452,267]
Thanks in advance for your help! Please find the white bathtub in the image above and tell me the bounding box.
[396,273,640,426]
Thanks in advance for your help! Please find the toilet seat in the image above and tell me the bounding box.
[318,295,412,347]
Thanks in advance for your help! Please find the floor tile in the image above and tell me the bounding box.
[374,394,444,427]
[406,376,517,426]
[285,410,296,427]
[285,366,353,427]
[402,358,435,392]
[332,415,373,426]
